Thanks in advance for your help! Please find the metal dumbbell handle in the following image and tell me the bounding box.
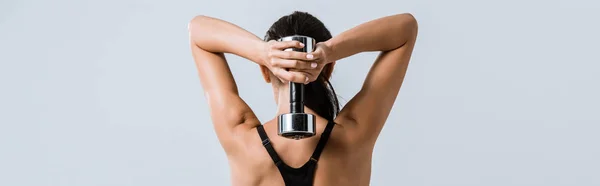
[290,81,304,113]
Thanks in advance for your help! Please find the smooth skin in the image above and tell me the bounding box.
[189,13,418,186]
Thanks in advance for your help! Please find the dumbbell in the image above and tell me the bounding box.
[277,35,316,140]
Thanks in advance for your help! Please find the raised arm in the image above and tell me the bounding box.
[188,15,266,153]
[327,13,418,144]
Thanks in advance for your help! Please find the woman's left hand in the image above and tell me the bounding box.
[295,42,333,83]
[287,41,334,83]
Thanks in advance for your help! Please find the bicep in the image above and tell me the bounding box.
[191,43,259,151]
[339,36,416,142]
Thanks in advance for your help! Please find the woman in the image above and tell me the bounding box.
[189,11,418,186]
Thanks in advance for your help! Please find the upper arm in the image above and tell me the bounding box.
[338,19,418,143]
[190,42,259,153]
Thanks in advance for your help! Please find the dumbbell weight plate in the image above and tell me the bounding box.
[278,113,316,140]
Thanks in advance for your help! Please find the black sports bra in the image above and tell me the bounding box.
[256,120,335,186]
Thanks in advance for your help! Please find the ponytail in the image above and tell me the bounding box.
[304,73,339,121]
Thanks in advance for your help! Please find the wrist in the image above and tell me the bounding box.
[252,39,268,66]
[323,39,338,62]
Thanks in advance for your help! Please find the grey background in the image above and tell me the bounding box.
[1,0,599,185]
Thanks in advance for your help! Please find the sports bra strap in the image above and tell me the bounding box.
[310,120,335,161]
[257,125,283,165]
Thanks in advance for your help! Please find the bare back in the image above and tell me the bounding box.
[228,117,373,186]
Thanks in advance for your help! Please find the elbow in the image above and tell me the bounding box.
[188,15,211,46]
[401,13,419,37]
[403,13,417,25]
[393,13,418,48]
[385,13,418,50]
[188,15,208,34]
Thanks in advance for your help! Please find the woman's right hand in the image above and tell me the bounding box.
[261,40,324,84]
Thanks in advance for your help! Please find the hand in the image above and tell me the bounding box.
[261,40,330,84]
[311,41,334,72]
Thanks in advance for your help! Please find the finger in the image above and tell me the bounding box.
[271,67,293,82]
[289,70,316,84]
[276,69,308,84]
[307,49,323,61]
[271,59,316,70]
[304,71,319,83]
[305,69,321,83]
[271,50,316,61]
[271,40,304,50]
[288,71,309,84]
[277,70,308,84]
